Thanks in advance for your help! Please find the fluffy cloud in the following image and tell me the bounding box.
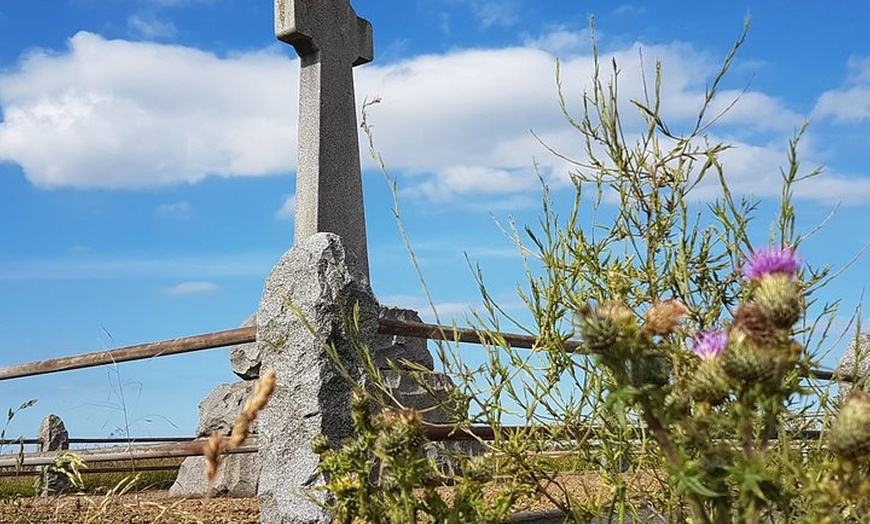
[0,32,295,188]
[127,13,177,40]
[0,29,863,206]
[813,57,870,123]
[469,0,521,28]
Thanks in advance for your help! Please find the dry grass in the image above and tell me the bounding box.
[204,369,275,493]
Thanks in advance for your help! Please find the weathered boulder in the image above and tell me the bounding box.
[169,454,260,498]
[257,233,379,524]
[38,414,69,496]
[381,370,457,424]
[196,381,257,437]
[230,315,260,380]
[375,307,434,370]
[170,381,258,497]
[837,333,870,402]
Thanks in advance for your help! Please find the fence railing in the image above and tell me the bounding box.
[0,318,844,474]
[0,319,841,381]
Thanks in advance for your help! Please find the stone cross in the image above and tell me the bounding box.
[276,0,373,280]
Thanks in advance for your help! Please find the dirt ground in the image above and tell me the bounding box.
[0,491,259,524]
[0,473,659,523]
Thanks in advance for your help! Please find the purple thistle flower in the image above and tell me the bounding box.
[693,329,727,359]
[741,246,799,280]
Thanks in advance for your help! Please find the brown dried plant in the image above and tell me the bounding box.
[203,368,276,494]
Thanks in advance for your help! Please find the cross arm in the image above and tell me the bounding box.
[275,0,373,66]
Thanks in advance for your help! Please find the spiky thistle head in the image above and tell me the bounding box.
[829,392,870,462]
[741,245,799,281]
[576,301,636,353]
[692,329,728,360]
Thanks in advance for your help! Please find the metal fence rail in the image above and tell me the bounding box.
[0,318,843,475]
[0,319,841,382]
[0,438,257,468]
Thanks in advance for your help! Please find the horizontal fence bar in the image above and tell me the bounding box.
[0,438,256,468]
[380,319,840,382]
[0,327,256,381]
[378,318,583,352]
[0,424,823,468]
[421,424,557,441]
[68,437,196,445]
[0,318,841,382]
[0,463,182,478]
[0,437,194,447]
[0,439,40,446]
[422,424,824,442]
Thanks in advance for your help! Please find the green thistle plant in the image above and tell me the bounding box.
[337,18,868,524]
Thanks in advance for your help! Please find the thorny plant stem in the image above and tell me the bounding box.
[643,410,712,524]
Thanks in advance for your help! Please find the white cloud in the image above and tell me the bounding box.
[523,27,591,56]
[275,194,296,221]
[162,281,219,295]
[0,28,863,207]
[156,201,192,219]
[470,0,520,28]
[612,5,647,17]
[0,32,295,189]
[377,293,474,323]
[813,56,870,122]
[127,13,177,40]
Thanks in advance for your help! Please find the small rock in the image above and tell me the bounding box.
[37,414,70,496]
[196,381,257,438]
[230,315,260,380]
[837,333,870,402]
[375,307,434,370]
[169,453,260,498]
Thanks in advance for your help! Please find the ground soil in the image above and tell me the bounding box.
[0,491,259,524]
[0,473,659,523]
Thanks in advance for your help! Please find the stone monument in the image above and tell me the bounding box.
[256,1,377,522]
[277,0,373,280]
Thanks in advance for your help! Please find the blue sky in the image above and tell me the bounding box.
[2,1,870,439]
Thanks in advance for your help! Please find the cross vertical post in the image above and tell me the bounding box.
[275,0,373,281]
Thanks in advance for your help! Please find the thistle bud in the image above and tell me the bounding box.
[599,301,637,332]
[375,408,425,459]
[691,358,731,405]
[732,303,777,345]
[350,387,373,432]
[751,274,804,329]
[829,392,870,462]
[721,328,777,384]
[630,353,671,387]
[462,455,493,483]
[311,434,331,455]
[576,303,623,352]
[644,300,689,336]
